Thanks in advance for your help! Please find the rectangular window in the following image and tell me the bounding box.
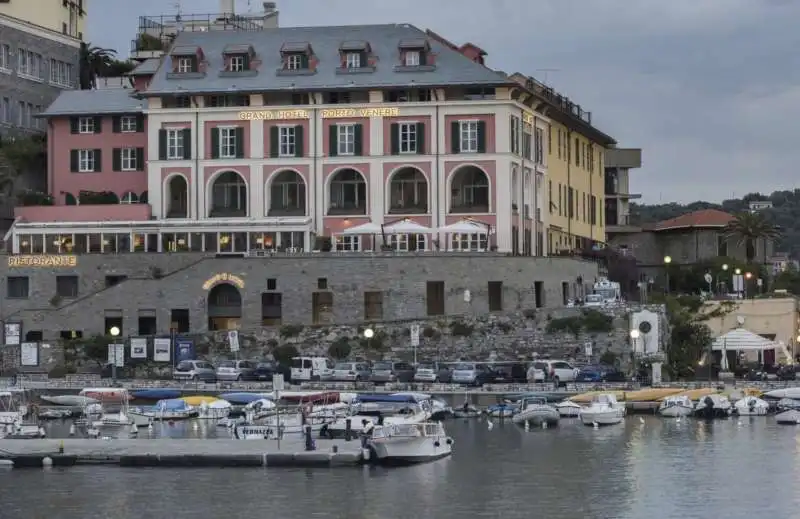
[510,116,519,155]
[575,138,580,166]
[345,52,361,68]
[0,97,8,123]
[78,116,94,133]
[177,57,193,73]
[286,54,303,70]
[522,127,532,160]
[451,233,488,251]
[364,291,383,320]
[229,55,245,72]
[120,116,137,132]
[534,281,545,308]
[261,293,282,326]
[0,44,9,71]
[459,121,478,153]
[170,309,190,333]
[426,281,445,316]
[78,149,95,172]
[166,129,185,159]
[336,235,360,251]
[534,128,544,164]
[279,126,296,157]
[717,234,728,257]
[138,312,157,335]
[337,124,355,155]
[219,127,237,158]
[312,291,334,325]
[488,281,503,312]
[7,276,29,299]
[399,122,417,153]
[49,59,73,87]
[404,51,420,66]
[121,148,138,171]
[56,275,79,298]
[548,180,553,214]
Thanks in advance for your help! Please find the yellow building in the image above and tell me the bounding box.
[510,73,616,254]
[0,0,87,38]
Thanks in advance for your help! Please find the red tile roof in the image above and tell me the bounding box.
[655,209,734,231]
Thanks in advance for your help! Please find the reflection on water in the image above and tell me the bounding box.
[3,416,800,518]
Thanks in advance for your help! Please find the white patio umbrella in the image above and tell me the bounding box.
[436,219,489,234]
[382,219,433,234]
[340,222,383,235]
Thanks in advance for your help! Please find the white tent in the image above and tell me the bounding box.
[437,219,489,234]
[382,219,432,234]
[711,328,779,351]
[340,222,383,235]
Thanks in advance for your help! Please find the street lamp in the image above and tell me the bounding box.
[630,329,640,381]
[363,328,374,339]
[716,263,729,295]
[735,268,741,275]
[109,327,120,383]
[663,256,672,294]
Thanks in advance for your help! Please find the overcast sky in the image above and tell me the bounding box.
[88,0,800,204]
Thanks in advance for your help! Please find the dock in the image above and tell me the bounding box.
[0,438,366,468]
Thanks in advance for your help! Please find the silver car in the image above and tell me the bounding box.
[216,360,257,381]
[413,363,439,382]
[331,362,371,382]
[173,360,217,382]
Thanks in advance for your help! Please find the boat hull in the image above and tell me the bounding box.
[369,437,452,465]
[579,409,625,426]
[764,388,800,400]
[734,398,769,416]
[555,403,581,417]
[512,408,559,426]
[658,405,693,417]
[131,389,181,400]
[485,405,515,418]
[40,395,97,407]
[452,409,481,419]
[694,407,731,419]
[776,409,800,424]
[130,410,196,426]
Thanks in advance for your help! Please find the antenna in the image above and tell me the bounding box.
[173,1,183,27]
[535,68,560,85]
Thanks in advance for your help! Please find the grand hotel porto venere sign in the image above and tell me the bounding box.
[238,107,401,120]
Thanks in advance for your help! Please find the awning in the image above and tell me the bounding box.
[437,219,489,234]
[382,219,432,234]
[711,328,779,351]
[340,222,383,235]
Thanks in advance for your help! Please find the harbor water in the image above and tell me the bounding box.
[1,415,798,518]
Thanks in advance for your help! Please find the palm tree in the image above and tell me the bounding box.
[79,43,118,89]
[724,211,781,262]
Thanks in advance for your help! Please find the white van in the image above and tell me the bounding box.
[290,357,333,382]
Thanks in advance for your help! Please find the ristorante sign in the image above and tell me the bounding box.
[8,255,77,267]
[238,107,400,120]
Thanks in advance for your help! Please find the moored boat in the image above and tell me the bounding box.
[368,422,453,465]
[555,400,581,417]
[452,403,481,418]
[40,395,98,407]
[323,394,430,438]
[658,388,716,402]
[219,392,266,405]
[180,395,220,407]
[130,398,197,427]
[196,399,232,420]
[131,389,182,400]
[734,396,769,416]
[484,403,516,418]
[694,394,732,419]
[79,387,128,403]
[579,394,625,426]
[512,397,559,427]
[658,395,694,418]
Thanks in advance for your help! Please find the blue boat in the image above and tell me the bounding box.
[485,403,517,418]
[219,392,265,405]
[355,394,418,403]
[131,389,182,400]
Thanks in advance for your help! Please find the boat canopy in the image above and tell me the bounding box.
[154,399,192,411]
[356,394,418,403]
[281,392,340,404]
[220,392,265,404]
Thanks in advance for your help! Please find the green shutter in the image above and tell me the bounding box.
[353,124,363,156]
[93,117,102,133]
[390,123,399,155]
[450,122,459,153]
[235,127,245,158]
[69,117,78,134]
[70,150,78,172]
[300,53,309,69]
[328,124,338,157]
[242,53,250,70]
[136,148,145,170]
[158,129,167,160]
[93,149,102,171]
[477,121,486,153]
[269,126,279,158]
[182,128,191,159]
[112,149,121,171]
[416,122,425,154]
[135,115,144,132]
[112,116,121,133]
[294,125,304,157]
[419,51,427,66]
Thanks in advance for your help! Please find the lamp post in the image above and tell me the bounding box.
[363,328,374,351]
[630,329,640,381]
[744,272,753,299]
[663,256,672,294]
[109,326,120,383]
[795,334,800,364]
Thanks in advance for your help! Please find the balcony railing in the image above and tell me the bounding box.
[450,204,489,214]
[268,205,306,217]
[328,205,367,216]
[387,204,428,215]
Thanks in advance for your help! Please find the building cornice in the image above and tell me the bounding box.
[0,13,81,48]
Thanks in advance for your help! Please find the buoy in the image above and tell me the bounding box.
[38,427,46,438]
[361,448,371,460]
[487,420,494,431]
[0,459,13,468]
[639,417,645,424]
[524,421,530,430]
[542,422,548,429]
[42,457,53,467]
[592,421,599,429]
[69,424,76,436]
[148,422,154,432]
[129,424,138,435]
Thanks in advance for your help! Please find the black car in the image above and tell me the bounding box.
[254,362,276,381]
[491,362,528,383]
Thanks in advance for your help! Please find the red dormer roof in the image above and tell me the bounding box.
[654,209,734,231]
[459,43,487,56]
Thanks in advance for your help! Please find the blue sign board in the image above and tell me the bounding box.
[175,338,196,362]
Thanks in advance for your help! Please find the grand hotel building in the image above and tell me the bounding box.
[1,23,616,340]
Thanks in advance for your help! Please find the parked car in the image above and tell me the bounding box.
[413,362,440,383]
[542,360,580,384]
[370,361,415,383]
[436,363,453,383]
[451,362,495,386]
[173,360,217,382]
[491,362,528,383]
[575,364,626,383]
[527,361,547,383]
[253,362,277,381]
[215,360,257,381]
[330,361,371,382]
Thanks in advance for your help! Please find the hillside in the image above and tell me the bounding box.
[630,190,800,258]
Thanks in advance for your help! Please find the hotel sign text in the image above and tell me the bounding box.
[238,107,400,120]
[202,273,245,290]
[8,255,77,267]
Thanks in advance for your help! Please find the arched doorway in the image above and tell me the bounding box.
[207,283,242,330]
[209,171,247,217]
[449,166,490,213]
[166,175,188,218]
[388,167,428,214]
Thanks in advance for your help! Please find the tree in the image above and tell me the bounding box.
[724,211,781,262]
[65,334,112,369]
[79,43,118,89]
[328,338,352,360]
[272,344,298,365]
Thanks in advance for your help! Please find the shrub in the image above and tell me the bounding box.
[422,326,438,338]
[280,324,304,338]
[359,330,387,350]
[494,321,513,334]
[449,320,474,337]
[328,337,352,359]
[582,309,614,333]
[272,344,299,365]
[522,308,537,320]
[599,350,618,366]
[47,365,70,378]
[546,316,582,336]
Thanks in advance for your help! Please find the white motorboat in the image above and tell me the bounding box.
[0,391,27,425]
[242,398,277,421]
[368,422,453,465]
[195,399,232,420]
[38,408,74,420]
[485,403,517,418]
[734,396,769,416]
[323,401,430,439]
[233,412,336,439]
[658,396,694,418]
[512,397,559,427]
[80,389,134,427]
[40,395,98,407]
[694,394,732,419]
[129,398,197,427]
[776,409,800,424]
[579,394,626,426]
[452,403,481,418]
[391,393,451,420]
[764,388,800,400]
[1,422,45,439]
[555,400,582,418]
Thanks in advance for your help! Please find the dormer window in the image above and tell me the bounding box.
[168,45,202,77]
[404,51,420,67]
[278,42,313,75]
[177,57,194,73]
[286,54,305,70]
[222,44,254,75]
[230,55,246,72]
[345,52,361,69]
[397,39,433,70]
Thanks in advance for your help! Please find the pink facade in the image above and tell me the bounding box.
[444,114,496,153]
[203,120,251,159]
[48,116,148,207]
[322,117,370,157]
[263,119,311,158]
[382,115,432,155]
[15,204,151,222]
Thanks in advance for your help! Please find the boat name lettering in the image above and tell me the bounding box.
[8,255,77,267]
[202,273,245,290]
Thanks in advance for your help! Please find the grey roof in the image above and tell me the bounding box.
[223,44,253,54]
[40,89,145,117]
[129,58,161,76]
[145,24,511,95]
[171,45,199,56]
[398,38,428,49]
[280,41,311,53]
[340,40,368,51]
